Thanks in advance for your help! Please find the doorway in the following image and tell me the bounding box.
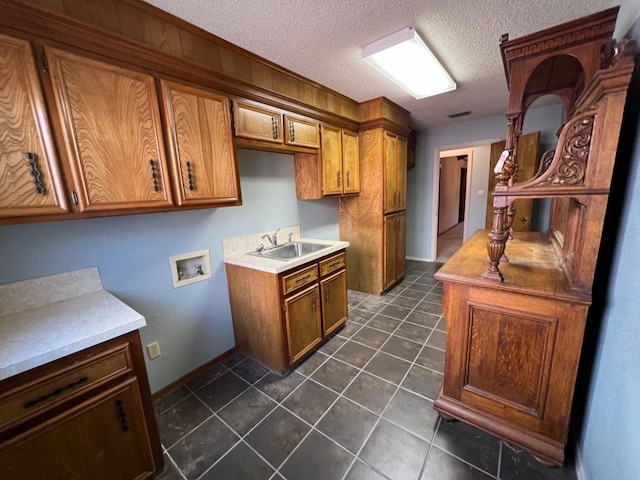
[436,150,470,262]
[431,138,500,262]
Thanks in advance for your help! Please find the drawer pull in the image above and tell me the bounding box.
[23,376,88,409]
[295,274,312,284]
[115,399,129,432]
[328,261,341,269]
[289,120,295,142]
[272,117,279,139]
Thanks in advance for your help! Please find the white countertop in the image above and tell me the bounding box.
[223,226,349,274]
[0,267,146,381]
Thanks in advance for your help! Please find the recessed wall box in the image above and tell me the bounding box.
[169,250,211,288]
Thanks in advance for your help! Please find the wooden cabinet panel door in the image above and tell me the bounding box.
[342,130,360,194]
[46,47,172,212]
[384,132,398,213]
[383,214,397,289]
[233,101,282,143]
[0,35,67,218]
[0,379,156,480]
[321,270,347,336]
[284,284,322,364]
[321,125,343,195]
[284,115,319,148]
[161,81,240,206]
[396,137,407,210]
[396,212,406,282]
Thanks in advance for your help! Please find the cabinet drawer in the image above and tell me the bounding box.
[320,252,346,277]
[282,265,319,295]
[284,115,320,148]
[233,101,283,144]
[0,343,132,431]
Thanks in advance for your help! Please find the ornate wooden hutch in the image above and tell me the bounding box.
[434,8,635,465]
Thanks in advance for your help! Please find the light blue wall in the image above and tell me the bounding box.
[578,103,640,479]
[0,149,339,392]
[578,19,640,479]
[406,103,565,260]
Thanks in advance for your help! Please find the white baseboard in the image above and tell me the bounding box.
[575,441,587,480]
[406,255,436,262]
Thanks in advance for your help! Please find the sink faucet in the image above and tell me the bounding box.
[262,228,281,247]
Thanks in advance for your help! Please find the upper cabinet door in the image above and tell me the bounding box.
[396,136,407,210]
[321,125,342,195]
[233,101,283,144]
[0,35,68,218]
[46,47,172,212]
[384,132,398,213]
[161,81,240,207]
[341,130,360,194]
[284,115,319,149]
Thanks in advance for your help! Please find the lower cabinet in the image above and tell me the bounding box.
[226,250,347,373]
[0,331,163,480]
[284,284,323,364]
[384,212,406,290]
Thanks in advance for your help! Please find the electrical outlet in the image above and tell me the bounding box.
[147,341,161,360]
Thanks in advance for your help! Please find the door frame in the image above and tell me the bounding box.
[431,138,500,261]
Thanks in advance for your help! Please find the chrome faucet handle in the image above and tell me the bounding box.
[288,233,294,243]
[272,228,281,246]
[256,244,265,252]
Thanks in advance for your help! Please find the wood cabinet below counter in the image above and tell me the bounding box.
[0,331,163,480]
[225,250,348,373]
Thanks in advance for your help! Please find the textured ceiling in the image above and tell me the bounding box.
[143,0,637,129]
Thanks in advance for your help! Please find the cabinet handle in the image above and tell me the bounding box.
[289,120,295,142]
[115,399,129,433]
[186,161,195,191]
[325,285,331,303]
[149,160,160,192]
[295,274,312,284]
[71,191,79,205]
[337,171,341,188]
[312,292,317,311]
[328,261,341,269]
[23,376,88,409]
[272,117,279,139]
[346,170,350,188]
[25,153,45,195]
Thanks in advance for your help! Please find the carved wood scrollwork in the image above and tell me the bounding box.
[539,115,594,186]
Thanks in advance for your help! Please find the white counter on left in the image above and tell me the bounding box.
[0,267,146,381]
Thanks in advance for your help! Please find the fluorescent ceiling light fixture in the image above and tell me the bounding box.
[362,28,456,99]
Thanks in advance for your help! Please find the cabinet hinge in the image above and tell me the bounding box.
[282,304,287,312]
[42,53,49,72]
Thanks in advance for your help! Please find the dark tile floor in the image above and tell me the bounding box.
[153,260,578,480]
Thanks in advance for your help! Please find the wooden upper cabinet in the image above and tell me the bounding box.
[160,81,240,207]
[321,125,343,195]
[320,125,360,196]
[46,47,172,212]
[284,115,319,148]
[342,130,360,194]
[383,132,407,213]
[233,101,283,144]
[0,35,68,218]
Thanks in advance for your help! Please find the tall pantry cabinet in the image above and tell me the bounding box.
[340,98,411,295]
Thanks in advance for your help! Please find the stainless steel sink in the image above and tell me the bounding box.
[248,242,331,260]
